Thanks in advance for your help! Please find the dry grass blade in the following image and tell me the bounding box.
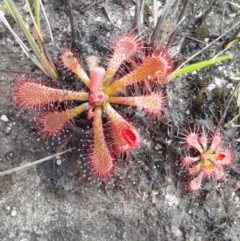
[0,148,75,176]
[2,0,58,80]
[0,10,48,74]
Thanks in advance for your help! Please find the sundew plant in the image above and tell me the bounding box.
[0,0,238,191]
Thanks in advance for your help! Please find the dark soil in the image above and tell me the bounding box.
[0,1,240,241]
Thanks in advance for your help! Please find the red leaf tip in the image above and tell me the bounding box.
[119,123,140,149]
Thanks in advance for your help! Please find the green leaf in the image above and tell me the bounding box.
[167,54,233,80]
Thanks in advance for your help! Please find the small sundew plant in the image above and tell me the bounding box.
[181,130,233,192]
[14,33,171,179]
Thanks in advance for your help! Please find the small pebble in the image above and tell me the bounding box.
[96,16,102,22]
[1,115,9,122]
[56,159,62,165]
[204,38,209,43]
[129,6,135,17]
[206,83,216,91]
[227,83,233,89]
[148,16,153,23]
[5,126,12,134]
[11,210,17,217]
[214,77,225,87]
[192,70,197,75]
[155,143,162,151]
[116,19,122,28]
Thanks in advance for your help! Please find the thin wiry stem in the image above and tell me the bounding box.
[133,0,140,30]
[139,0,146,28]
[0,148,75,176]
[39,0,54,43]
[218,82,240,130]
[153,0,157,27]
[157,0,180,48]
[25,0,43,48]
[66,0,76,47]
[149,0,176,49]
[165,0,189,50]
[133,0,145,32]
